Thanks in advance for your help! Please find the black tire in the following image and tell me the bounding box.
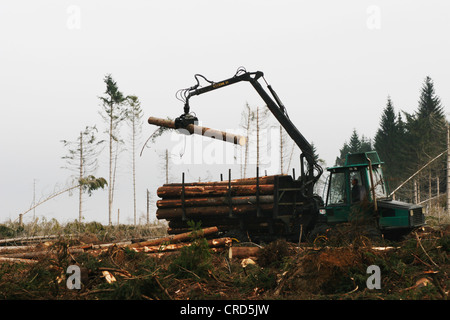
[307,223,329,243]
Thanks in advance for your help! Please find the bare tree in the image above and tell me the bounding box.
[254,105,272,172]
[125,95,143,226]
[239,103,254,178]
[239,104,273,176]
[279,124,295,174]
[61,125,104,221]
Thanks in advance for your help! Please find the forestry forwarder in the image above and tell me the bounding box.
[171,67,425,242]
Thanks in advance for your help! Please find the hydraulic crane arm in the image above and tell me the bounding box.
[175,68,323,194]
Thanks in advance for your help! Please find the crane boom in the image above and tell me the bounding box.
[175,68,322,197]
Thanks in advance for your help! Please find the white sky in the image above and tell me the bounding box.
[1,1,449,225]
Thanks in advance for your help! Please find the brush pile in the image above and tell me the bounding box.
[0,223,448,300]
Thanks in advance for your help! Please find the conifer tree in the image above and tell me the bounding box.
[335,129,372,166]
[126,95,143,226]
[403,77,446,174]
[374,97,401,188]
[99,74,127,225]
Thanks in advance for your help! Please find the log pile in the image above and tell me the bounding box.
[156,174,287,235]
[0,227,234,264]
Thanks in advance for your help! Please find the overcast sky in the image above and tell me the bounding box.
[1,1,449,225]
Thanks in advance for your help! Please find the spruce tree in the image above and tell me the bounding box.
[401,76,447,202]
[335,129,373,166]
[374,97,400,188]
[348,129,362,153]
[417,77,445,119]
[405,77,446,166]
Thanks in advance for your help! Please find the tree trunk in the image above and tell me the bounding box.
[447,123,450,214]
[256,106,260,168]
[79,131,83,222]
[132,116,137,226]
[161,174,280,187]
[244,104,252,178]
[108,103,113,226]
[157,195,274,208]
[228,246,260,259]
[280,125,284,174]
[165,149,169,184]
[129,226,219,248]
[156,203,273,220]
[157,184,274,198]
[132,237,232,253]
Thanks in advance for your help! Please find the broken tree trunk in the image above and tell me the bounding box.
[148,116,246,146]
[128,226,219,248]
[133,237,233,253]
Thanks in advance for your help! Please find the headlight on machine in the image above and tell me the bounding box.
[319,209,326,215]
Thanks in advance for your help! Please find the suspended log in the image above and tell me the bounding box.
[148,116,246,146]
[157,184,274,199]
[156,203,273,220]
[157,195,274,208]
[128,226,219,248]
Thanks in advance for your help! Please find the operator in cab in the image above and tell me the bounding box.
[351,178,364,203]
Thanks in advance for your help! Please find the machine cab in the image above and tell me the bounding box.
[323,151,388,224]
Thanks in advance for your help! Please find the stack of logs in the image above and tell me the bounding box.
[156,174,284,235]
[0,227,240,264]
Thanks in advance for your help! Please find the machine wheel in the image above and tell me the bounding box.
[307,223,330,243]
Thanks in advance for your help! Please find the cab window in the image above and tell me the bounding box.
[350,170,366,203]
[369,167,388,199]
[327,172,347,205]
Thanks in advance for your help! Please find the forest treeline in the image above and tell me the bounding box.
[335,76,448,204]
